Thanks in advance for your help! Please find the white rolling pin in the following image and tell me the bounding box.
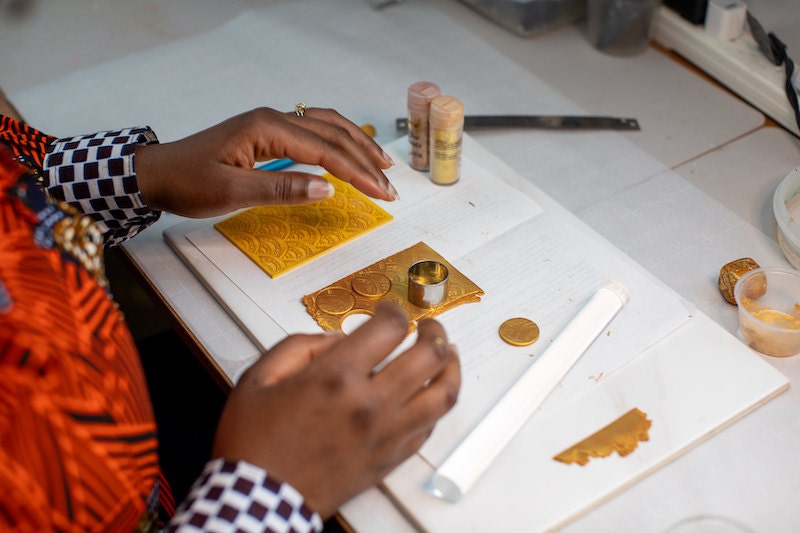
[426,280,629,502]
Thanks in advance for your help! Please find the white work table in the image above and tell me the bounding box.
[3,1,800,531]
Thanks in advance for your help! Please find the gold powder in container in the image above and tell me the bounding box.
[429,95,464,186]
[735,267,800,357]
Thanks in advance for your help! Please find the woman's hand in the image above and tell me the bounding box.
[134,107,397,218]
[212,301,461,518]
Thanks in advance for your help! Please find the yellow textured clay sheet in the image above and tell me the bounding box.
[214,173,393,278]
[303,241,484,332]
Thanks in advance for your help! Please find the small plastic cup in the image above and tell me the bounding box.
[734,267,800,357]
[773,167,800,269]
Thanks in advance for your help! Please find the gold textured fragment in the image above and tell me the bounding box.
[303,242,483,332]
[498,317,540,346]
[554,408,652,466]
[718,258,761,305]
[214,174,392,278]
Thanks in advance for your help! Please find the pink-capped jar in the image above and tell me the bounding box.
[407,81,441,171]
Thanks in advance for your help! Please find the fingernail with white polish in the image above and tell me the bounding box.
[387,182,400,200]
[308,180,335,200]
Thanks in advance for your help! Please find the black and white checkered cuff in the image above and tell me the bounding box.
[168,458,323,533]
[44,126,161,247]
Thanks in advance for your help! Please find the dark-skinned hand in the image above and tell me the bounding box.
[134,106,397,217]
[212,301,461,518]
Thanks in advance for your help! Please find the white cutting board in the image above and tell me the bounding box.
[163,135,789,530]
[382,310,788,531]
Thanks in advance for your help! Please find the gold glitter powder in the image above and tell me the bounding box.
[739,296,800,356]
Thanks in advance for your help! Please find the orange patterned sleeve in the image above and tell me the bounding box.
[0,145,168,530]
[0,115,54,171]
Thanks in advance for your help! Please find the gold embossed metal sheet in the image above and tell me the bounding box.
[214,174,393,278]
[554,408,652,466]
[303,242,483,332]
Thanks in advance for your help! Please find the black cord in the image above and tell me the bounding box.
[747,12,800,133]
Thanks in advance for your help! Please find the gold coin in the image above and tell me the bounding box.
[499,317,540,346]
[351,272,392,298]
[315,287,356,315]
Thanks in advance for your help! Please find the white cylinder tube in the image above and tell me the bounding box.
[426,281,629,502]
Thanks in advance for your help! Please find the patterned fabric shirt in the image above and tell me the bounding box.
[0,116,323,533]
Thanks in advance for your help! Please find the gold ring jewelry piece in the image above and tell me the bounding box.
[295,102,307,117]
[718,257,760,305]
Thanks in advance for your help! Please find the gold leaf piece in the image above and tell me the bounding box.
[554,408,652,466]
[215,174,393,278]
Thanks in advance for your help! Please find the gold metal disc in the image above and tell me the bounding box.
[315,287,356,315]
[351,272,392,298]
[499,317,540,346]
